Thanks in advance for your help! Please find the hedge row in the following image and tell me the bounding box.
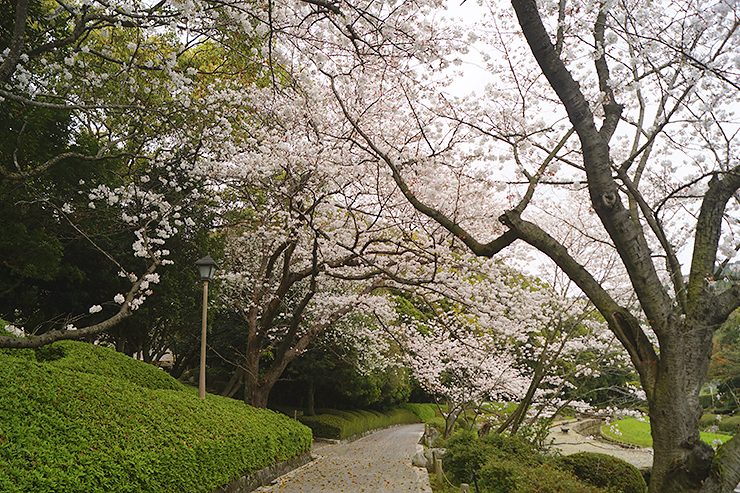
[299,407,421,440]
[0,340,312,493]
[443,432,647,493]
[700,413,740,434]
[400,402,436,422]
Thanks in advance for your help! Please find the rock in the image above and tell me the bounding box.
[412,448,446,472]
[422,426,440,447]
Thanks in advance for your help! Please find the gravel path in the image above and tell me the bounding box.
[256,424,432,493]
[549,421,654,469]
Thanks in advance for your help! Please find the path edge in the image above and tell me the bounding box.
[211,451,313,493]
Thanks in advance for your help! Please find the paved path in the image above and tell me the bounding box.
[549,420,654,469]
[257,424,432,493]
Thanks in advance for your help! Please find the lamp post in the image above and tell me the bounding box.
[195,255,218,399]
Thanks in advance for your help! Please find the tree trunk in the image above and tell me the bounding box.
[242,354,279,409]
[444,406,464,438]
[306,379,316,416]
[649,375,713,492]
[245,384,271,409]
[221,368,245,398]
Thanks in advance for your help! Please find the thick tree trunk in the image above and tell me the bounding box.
[649,372,714,492]
[242,352,281,409]
[245,384,271,409]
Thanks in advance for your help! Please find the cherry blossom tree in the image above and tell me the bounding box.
[206,90,429,407]
[221,0,740,490]
[5,0,740,489]
[402,311,527,438]
[395,258,619,438]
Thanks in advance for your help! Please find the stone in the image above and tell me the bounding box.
[421,426,440,447]
[412,448,446,472]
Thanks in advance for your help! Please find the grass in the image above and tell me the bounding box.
[602,417,731,448]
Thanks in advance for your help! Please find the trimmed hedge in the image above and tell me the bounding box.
[299,407,419,440]
[443,432,613,493]
[0,340,312,493]
[443,431,548,484]
[400,403,436,422]
[701,413,740,434]
[555,452,647,493]
[478,460,604,493]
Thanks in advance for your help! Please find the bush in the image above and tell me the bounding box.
[699,394,713,409]
[0,341,312,493]
[700,413,720,429]
[443,431,547,484]
[477,460,604,493]
[442,432,617,493]
[555,452,647,493]
[299,407,419,439]
[718,416,740,434]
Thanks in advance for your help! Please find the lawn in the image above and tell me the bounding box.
[601,417,731,448]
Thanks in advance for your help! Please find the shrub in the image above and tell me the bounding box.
[700,413,720,429]
[477,460,604,493]
[0,341,312,493]
[443,431,546,484]
[718,416,740,434]
[555,452,647,493]
[297,414,346,440]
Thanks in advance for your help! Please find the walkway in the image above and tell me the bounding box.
[256,424,432,493]
[549,420,653,469]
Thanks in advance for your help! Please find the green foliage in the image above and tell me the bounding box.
[709,311,740,413]
[442,432,607,493]
[555,453,647,493]
[298,408,419,440]
[477,460,604,493]
[443,431,548,484]
[0,341,312,493]
[400,403,436,422]
[700,413,740,434]
[36,341,185,391]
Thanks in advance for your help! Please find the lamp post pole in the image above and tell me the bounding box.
[199,278,209,399]
[195,255,218,400]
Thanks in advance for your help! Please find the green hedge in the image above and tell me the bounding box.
[443,431,548,484]
[400,403,436,422]
[0,340,312,493]
[701,413,740,434]
[477,460,604,493]
[555,452,647,493]
[299,407,419,440]
[443,432,614,493]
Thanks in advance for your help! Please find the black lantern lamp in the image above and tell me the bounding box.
[195,255,218,281]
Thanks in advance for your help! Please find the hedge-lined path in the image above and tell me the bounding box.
[256,423,432,493]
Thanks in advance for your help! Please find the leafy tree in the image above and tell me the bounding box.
[0,0,260,348]
[276,320,410,413]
